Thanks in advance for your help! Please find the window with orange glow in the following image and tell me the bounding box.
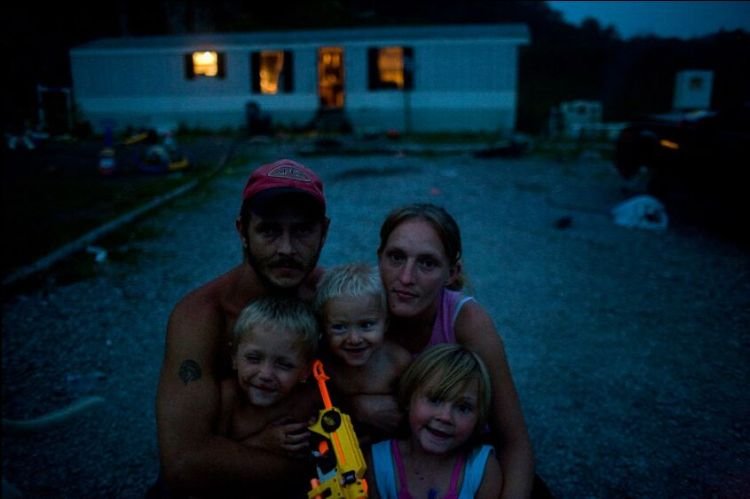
[260,51,284,94]
[185,51,225,79]
[368,46,413,91]
[318,47,344,108]
[251,50,294,94]
[378,47,404,88]
[193,51,218,77]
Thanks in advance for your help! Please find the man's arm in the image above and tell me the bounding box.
[456,301,535,499]
[156,294,307,497]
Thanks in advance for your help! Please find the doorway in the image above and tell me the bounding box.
[318,47,344,109]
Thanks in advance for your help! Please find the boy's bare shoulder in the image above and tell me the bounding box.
[382,340,412,372]
[357,343,411,392]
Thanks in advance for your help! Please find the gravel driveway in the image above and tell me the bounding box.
[2,139,749,498]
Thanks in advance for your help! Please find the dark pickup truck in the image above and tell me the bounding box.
[613,104,750,206]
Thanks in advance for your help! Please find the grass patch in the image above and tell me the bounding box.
[397,132,502,145]
[1,134,236,280]
[531,137,615,162]
[2,168,199,276]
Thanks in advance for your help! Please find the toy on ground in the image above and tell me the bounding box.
[98,126,189,176]
[130,129,189,173]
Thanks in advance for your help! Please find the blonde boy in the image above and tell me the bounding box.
[314,262,412,441]
[218,296,321,496]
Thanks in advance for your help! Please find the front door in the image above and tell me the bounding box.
[318,47,344,109]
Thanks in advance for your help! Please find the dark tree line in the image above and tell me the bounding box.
[4,0,749,134]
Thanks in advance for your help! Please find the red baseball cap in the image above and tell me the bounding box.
[242,159,326,213]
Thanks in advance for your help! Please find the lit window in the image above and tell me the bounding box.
[378,47,404,88]
[368,46,413,91]
[260,51,284,94]
[318,47,344,108]
[193,51,218,77]
[251,50,294,94]
[185,51,225,79]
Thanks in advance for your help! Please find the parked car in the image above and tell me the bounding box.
[613,104,750,204]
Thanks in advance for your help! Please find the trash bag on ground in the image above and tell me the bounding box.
[612,195,668,231]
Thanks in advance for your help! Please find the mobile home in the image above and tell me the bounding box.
[70,24,529,134]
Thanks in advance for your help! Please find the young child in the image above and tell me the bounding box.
[218,295,321,495]
[366,343,503,499]
[314,262,412,442]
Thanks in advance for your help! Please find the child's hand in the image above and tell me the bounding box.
[275,419,311,458]
[240,418,311,458]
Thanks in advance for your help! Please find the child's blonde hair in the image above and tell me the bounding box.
[314,262,387,315]
[233,296,319,360]
[397,344,492,429]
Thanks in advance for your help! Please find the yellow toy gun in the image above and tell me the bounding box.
[308,359,368,499]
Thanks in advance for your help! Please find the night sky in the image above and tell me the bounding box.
[548,0,750,39]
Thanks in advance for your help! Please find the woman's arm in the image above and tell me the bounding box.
[455,301,535,499]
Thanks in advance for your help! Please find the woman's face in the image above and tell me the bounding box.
[378,218,454,320]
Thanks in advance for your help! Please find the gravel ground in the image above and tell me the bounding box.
[2,139,749,498]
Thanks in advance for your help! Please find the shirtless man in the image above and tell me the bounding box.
[153,159,329,497]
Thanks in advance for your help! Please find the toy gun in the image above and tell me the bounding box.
[307,359,368,499]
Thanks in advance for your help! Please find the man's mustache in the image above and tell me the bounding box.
[269,258,304,270]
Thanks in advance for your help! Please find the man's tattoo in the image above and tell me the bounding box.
[178,359,202,385]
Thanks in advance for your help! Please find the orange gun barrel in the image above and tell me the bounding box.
[312,360,333,409]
